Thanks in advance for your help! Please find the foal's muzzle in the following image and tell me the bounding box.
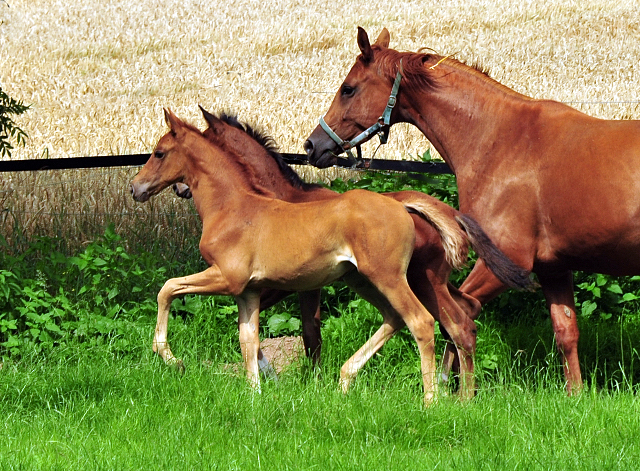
[130,183,150,203]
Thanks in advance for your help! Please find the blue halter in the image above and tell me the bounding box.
[319,67,403,166]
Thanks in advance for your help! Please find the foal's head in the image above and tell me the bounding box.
[131,109,204,202]
[199,106,315,191]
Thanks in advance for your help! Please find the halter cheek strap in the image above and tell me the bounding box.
[319,65,403,166]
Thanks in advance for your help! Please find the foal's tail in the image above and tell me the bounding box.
[401,200,469,270]
[400,196,536,291]
[455,214,537,291]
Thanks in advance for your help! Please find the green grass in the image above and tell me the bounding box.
[2,172,640,470]
[1,348,639,471]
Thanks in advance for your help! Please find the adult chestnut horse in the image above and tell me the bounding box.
[190,107,533,397]
[132,109,478,403]
[304,27,640,394]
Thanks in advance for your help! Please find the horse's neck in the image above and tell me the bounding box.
[404,64,534,179]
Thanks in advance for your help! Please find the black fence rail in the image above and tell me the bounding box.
[0,153,453,175]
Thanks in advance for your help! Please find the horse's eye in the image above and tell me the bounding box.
[154,150,165,159]
[341,85,356,98]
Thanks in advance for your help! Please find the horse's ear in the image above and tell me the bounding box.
[357,27,373,63]
[374,28,390,48]
[199,105,224,135]
[164,108,184,135]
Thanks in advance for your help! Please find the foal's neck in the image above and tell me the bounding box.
[185,143,273,220]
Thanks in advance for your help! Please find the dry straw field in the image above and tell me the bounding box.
[1,0,640,246]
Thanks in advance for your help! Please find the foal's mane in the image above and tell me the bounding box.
[216,112,322,191]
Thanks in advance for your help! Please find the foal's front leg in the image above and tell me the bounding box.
[154,265,235,372]
[236,291,264,391]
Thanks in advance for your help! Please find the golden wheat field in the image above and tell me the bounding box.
[1,0,640,245]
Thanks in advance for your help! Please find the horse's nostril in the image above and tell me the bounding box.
[303,139,314,155]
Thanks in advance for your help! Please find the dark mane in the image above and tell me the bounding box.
[370,46,492,91]
[217,112,322,191]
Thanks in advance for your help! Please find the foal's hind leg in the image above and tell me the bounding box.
[340,273,405,391]
[346,272,438,404]
[415,281,479,400]
[388,285,438,404]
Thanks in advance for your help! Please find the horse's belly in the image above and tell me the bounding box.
[537,237,640,276]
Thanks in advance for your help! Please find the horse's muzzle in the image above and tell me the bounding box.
[303,138,339,169]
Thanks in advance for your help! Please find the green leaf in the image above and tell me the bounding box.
[607,284,623,295]
[107,287,119,300]
[581,300,597,318]
[69,256,89,270]
[93,257,108,267]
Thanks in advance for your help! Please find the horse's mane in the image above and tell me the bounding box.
[216,112,322,191]
[370,46,493,92]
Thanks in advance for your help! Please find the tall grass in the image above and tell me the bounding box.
[2,336,639,470]
[1,215,639,469]
[1,166,203,255]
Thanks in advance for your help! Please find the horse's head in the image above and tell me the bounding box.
[304,27,399,168]
[131,109,194,202]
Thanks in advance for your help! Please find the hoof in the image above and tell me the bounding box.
[166,357,185,375]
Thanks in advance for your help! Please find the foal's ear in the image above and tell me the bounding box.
[357,27,373,63]
[164,108,185,135]
[199,104,225,135]
[374,28,390,48]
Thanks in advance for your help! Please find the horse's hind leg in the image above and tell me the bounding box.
[340,273,404,391]
[374,282,438,404]
[298,290,322,364]
[340,311,404,392]
[345,272,438,404]
[414,281,478,400]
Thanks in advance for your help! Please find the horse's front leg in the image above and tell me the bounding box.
[236,291,263,391]
[154,265,234,372]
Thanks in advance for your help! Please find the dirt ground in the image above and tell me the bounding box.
[259,336,304,373]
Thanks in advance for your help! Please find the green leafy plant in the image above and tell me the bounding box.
[0,224,169,360]
[0,85,29,158]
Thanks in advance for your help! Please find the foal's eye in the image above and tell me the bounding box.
[341,85,356,98]
[154,150,165,159]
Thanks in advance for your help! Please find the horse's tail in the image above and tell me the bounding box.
[455,214,537,291]
[401,200,469,270]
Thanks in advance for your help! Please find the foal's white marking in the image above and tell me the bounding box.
[336,248,358,269]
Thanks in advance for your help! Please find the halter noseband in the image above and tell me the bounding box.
[319,65,403,166]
